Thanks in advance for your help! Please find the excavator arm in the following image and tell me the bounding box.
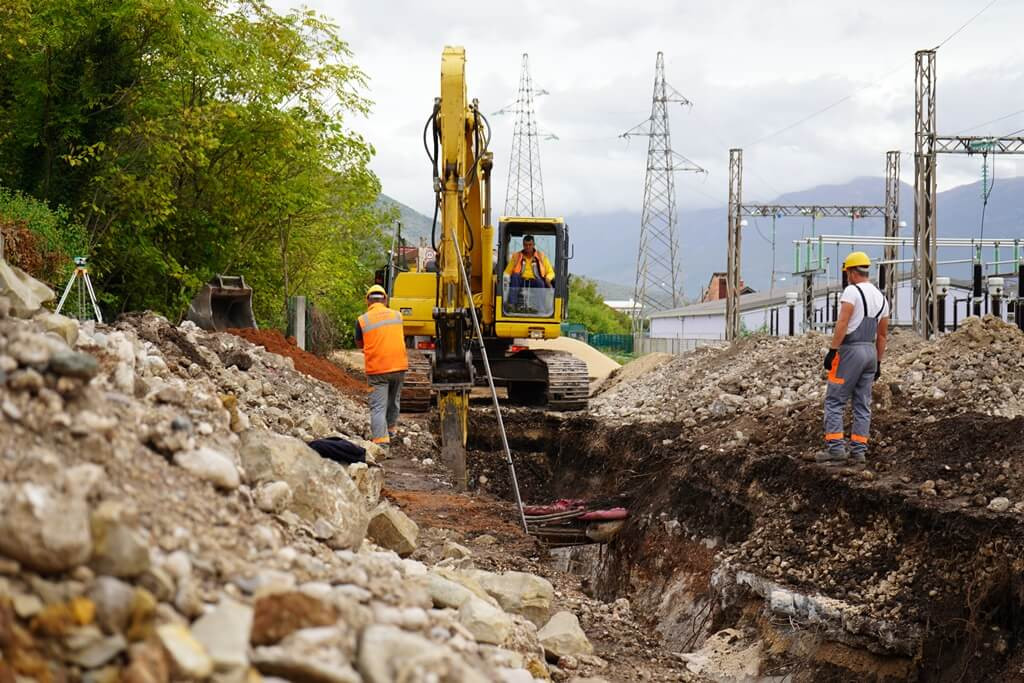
[432,46,495,487]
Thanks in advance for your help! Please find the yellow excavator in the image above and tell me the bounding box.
[388,46,588,487]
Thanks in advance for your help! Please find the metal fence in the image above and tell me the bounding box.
[632,336,725,355]
[588,333,633,353]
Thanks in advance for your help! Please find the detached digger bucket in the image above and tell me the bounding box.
[186,275,257,332]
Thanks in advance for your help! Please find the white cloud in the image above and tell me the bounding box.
[270,0,1024,215]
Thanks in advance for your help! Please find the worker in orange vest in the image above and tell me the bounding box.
[504,234,554,288]
[355,285,409,446]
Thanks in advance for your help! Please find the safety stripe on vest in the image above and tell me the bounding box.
[360,314,403,333]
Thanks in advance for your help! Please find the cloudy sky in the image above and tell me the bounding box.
[270,0,1023,217]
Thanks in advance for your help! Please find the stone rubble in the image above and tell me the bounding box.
[594,316,1024,424]
[0,265,599,682]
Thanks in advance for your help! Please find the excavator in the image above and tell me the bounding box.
[387,46,588,488]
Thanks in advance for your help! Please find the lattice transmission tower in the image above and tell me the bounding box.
[495,53,554,217]
[623,52,705,332]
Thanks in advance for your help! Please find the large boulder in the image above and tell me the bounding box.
[0,466,96,573]
[476,571,554,627]
[537,611,593,659]
[366,503,418,557]
[357,625,488,683]
[458,597,513,645]
[239,430,368,550]
[190,597,253,673]
[0,260,54,317]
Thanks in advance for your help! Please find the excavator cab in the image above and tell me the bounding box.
[495,217,569,339]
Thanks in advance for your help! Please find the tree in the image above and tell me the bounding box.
[566,276,632,334]
[0,0,389,339]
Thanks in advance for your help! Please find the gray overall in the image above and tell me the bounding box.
[823,285,885,456]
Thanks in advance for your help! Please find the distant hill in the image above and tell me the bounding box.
[564,176,1024,295]
[382,175,1024,296]
[378,194,434,245]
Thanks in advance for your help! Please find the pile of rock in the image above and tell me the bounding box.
[591,333,830,424]
[886,316,1024,417]
[594,316,1024,425]
[0,265,596,682]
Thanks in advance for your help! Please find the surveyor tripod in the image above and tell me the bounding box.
[55,257,103,323]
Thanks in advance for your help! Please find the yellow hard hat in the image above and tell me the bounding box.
[366,284,387,298]
[842,251,871,271]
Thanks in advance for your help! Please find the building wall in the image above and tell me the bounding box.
[650,280,979,340]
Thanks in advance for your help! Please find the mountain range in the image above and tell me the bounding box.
[381,175,1024,301]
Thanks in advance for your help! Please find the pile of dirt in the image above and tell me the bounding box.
[0,264,630,683]
[525,337,620,381]
[593,351,673,395]
[229,326,368,398]
[592,317,1024,426]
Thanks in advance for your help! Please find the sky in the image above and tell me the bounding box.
[268,0,1024,218]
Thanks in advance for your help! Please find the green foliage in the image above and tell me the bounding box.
[0,0,388,342]
[0,186,87,285]
[567,276,631,334]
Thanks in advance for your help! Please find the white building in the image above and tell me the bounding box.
[648,277,983,340]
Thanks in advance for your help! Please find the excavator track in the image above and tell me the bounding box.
[533,350,589,411]
[401,350,432,412]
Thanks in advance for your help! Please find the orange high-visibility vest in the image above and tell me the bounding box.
[358,303,408,375]
[510,249,549,279]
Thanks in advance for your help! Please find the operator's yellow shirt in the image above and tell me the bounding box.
[504,250,554,282]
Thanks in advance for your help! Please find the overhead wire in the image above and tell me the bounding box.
[932,0,1000,50]
[954,107,1024,135]
[740,0,999,151]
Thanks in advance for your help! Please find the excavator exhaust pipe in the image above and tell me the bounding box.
[186,275,257,332]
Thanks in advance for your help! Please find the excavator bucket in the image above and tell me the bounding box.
[186,275,257,332]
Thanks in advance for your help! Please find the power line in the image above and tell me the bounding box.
[742,1,998,151]
[743,63,907,149]
[933,0,1000,50]
[954,107,1024,134]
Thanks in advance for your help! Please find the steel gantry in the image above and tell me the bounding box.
[724,150,898,340]
[914,49,1024,338]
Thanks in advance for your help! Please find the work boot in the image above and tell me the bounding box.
[848,452,866,465]
[814,450,848,465]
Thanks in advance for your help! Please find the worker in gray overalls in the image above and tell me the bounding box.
[817,251,891,465]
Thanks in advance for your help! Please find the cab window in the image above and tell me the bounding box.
[502,230,556,317]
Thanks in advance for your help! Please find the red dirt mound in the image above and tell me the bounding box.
[228,328,369,398]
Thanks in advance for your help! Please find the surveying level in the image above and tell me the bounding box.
[56,256,103,323]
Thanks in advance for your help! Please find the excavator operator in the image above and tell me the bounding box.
[504,235,554,288]
[355,285,408,447]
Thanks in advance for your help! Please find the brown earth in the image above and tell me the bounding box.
[229,327,369,398]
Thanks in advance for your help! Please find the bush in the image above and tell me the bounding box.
[0,186,87,287]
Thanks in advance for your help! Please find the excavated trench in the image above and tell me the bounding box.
[465,408,1024,682]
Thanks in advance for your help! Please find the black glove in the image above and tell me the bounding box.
[823,348,837,372]
[874,361,881,382]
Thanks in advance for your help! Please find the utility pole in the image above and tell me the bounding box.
[914,49,938,339]
[883,151,901,309]
[913,48,1024,338]
[497,53,551,217]
[726,149,743,341]
[623,52,705,333]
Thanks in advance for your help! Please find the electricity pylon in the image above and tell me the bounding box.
[622,52,705,332]
[495,54,555,217]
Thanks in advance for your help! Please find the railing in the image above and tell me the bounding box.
[633,336,725,355]
[588,333,633,353]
